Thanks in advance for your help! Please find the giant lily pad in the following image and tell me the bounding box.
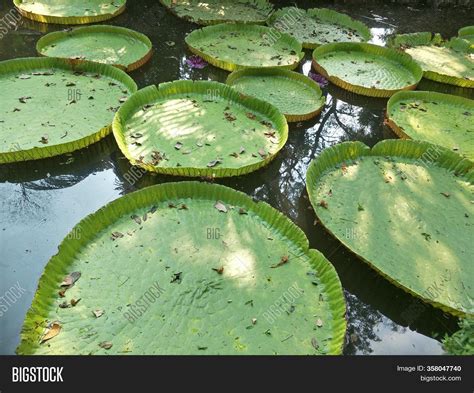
[113,80,288,177]
[17,181,346,355]
[0,57,137,164]
[13,0,126,24]
[458,26,474,45]
[185,23,304,71]
[36,26,153,72]
[159,0,273,25]
[386,91,474,161]
[267,7,371,49]
[226,68,325,122]
[312,42,423,97]
[388,32,474,88]
[306,139,474,316]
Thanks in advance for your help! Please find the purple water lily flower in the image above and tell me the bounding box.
[186,55,208,69]
[308,71,328,88]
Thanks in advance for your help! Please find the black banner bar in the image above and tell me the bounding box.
[0,356,472,392]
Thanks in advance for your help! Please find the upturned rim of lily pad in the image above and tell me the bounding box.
[36,25,153,72]
[17,181,347,355]
[13,0,127,25]
[312,42,423,97]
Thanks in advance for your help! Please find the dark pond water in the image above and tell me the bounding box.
[1,0,473,355]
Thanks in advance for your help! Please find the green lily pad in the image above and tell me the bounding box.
[185,23,304,71]
[113,80,288,177]
[159,0,273,25]
[386,91,474,161]
[0,57,137,164]
[306,139,474,317]
[458,26,474,45]
[267,7,371,49]
[13,0,126,24]
[312,42,423,97]
[17,181,346,355]
[36,25,153,72]
[388,32,474,88]
[226,68,325,122]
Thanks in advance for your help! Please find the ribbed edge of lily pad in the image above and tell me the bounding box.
[387,32,474,88]
[306,139,474,316]
[386,90,474,143]
[185,23,304,71]
[312,42,422,97]
[0,57,137,164]
[268,7,371,49]
[459,26,474,37]
[226,67,326,122]
[16,181,347,355]
[13,0,126,25]
[458,26,474,44]
[36,25,153,72]
[159,0,273,26]
[113,80,289,177]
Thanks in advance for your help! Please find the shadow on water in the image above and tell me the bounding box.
[1,0,473,354]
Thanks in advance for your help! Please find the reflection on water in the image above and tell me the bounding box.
[1,0,473,354]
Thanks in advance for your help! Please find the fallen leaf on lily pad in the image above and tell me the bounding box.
[111,231,124,240]
[270,255,289,268]
[71,298,81,307]
[131,214,142,225]
[61,271,81,287]
[207,159,221,168]
[238,208,248,215]
[214,201,227,213]
[41,322,61,344]
[99,341,113,350]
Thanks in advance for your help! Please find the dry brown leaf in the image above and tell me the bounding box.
[99,341,113,350]
[270,255,289,268]
[41,322,61,344]
[214,201,227,213]
[61,271,81,287]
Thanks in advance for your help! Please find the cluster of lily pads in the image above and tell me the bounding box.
[4,0,473,355]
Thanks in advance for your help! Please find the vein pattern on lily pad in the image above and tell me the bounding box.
[387,91,474,161]
[185,23,304,71]
[159,0,273,25]
[312,42,423,97]
[389,32,474,88]
[113,80,288,177]
[17,182,346,355]
[268,7,371,49]
[306,140,474,316]
[36,25,153,72]
[0,57,137,164]
[13,0,126,24]
[227,68,326,122]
